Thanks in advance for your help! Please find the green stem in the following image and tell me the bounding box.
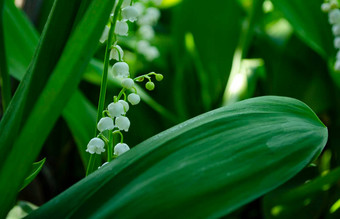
[86,0,124,176]
[107,131,113,162]
[0,0,11,112]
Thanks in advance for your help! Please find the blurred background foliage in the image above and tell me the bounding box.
[2,0,340,218]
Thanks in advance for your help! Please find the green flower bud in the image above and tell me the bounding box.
[155,74,163,81]
[145,81,155,90]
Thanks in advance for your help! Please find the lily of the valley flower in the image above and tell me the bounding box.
[118,100,129,113]
[115,21,129,36]
[114,143,130,155]
[110,45,124,61]
[122,6,139,22]
[108,102,125,117]
[86,138,106,154]
[128,93,141,105]
[112,62,130,78]
[122,78,135,89]
[115,116,130,132]
[97,117,114,132]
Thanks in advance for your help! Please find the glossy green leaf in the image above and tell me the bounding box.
[0,0,115,216]
[271,0,333,59]
[28,96,327,218]
[20,158,46,191]
[263,167,340,219]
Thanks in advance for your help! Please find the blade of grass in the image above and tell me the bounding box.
[0,0,11,112]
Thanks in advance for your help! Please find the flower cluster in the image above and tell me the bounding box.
[134,0,162,61]
[86,0,163,167]
[322,0,340,71]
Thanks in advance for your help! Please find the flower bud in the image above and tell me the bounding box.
[128,93,141,105]
[115,116,130,132]
[108,102,125,117]
[146,81,155,90]
[97,117,114,132]
[122,78,134,89]
[110,45,124,61]
[114,143,130,156]
[156,74,163,81]
[115,21,129,36]
[86,138,105,154]
[118,100,129,113]
[112,62,129,78]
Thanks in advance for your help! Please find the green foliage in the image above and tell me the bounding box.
[0,0,338,218]
[28,96,327,218]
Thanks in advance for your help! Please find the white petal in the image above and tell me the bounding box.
[87,138,105,154]
[329,9,340,24]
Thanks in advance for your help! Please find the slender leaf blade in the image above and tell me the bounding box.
[20,158,46,191]
[28,96,328,218]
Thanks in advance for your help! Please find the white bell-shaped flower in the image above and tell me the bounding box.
[122,6,139,22]
[115,21,129,36]
[333,25,340,36]
[97,117,114,132]
[138,7,161,25]
[99,26,110,43]
[110,45,124,61]
[122,78,134,89]
[137,40,151,53]
[128,93,141,105]
[112,62,129,78]
[118,100,129,113]
[337,50,340,59]
[329,9,340,24]
[334,37,340,49]
[86,138,105,154]
[144,46,160,61]
[321,3,331,13]
[134,2,145,15]
[138,25,155,40]
[108,102,125,117]
[335,60,340,71]
[114,143,130,156]
[115,116,130,132]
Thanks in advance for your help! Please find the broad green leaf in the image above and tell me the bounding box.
[28,96,327,218]
[271,0,333,59]
[263,167,340,219]
[20,158,46,191]
[0,0,115,216]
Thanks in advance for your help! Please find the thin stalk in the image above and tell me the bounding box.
[107,131,113,162]
[0,0,11,112]
[86,0,124,176]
